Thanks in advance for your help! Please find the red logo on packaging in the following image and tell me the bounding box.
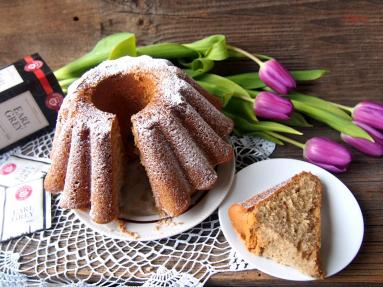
[15,185,33,201]
[24,60,44,72]
[1,163,16,175]
[45,93,64,111]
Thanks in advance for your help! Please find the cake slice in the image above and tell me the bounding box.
[228,171,324,278]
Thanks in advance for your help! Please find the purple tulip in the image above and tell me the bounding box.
[259,59,296,95]
[352,101,383,130]
[341,121,383,157]
[254,91,293,120]
[304,137,352,173]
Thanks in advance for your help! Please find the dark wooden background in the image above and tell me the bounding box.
[1,0,382,286]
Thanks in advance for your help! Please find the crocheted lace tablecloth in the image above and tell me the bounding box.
[0,131,275,286]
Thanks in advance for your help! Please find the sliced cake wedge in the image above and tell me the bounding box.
[228,171,324,278]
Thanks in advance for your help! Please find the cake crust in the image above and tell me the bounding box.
[44,56,234,223]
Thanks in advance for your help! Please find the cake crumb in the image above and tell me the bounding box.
[117,219,140,239]
[155,217,184,231]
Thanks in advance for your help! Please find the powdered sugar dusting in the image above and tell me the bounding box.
[132,114,192,216]
[68,56,180,96]
[241,182,286,209]
[49,55,234,222]
[241,172,317,209]
[143,105,217,190]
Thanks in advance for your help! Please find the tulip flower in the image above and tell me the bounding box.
[265,132,352,173]
[341,121,383,157]
[226,45,296,95]
[258,59,296,95]
[303,137,352,173]
[352,101,383,130]
[254,91,293,120]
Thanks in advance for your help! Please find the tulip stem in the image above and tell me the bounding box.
[233,94,255,103]
[329,102,353,113]
[266,131,305,149]
[226,45,267,66]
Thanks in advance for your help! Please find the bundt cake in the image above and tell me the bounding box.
[228,172,323,278]
[44,56,234,224]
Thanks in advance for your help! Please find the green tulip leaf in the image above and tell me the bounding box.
[223,96,257,122]
[55,33,137,80]
[180,58,215,77]
[227,69,328,91]
[137,43,197,59]
[224,112,258,132]
[58,77,79,90]
[196,80,233,106]
[196,73,252,105]
[290,69,328,81]
[108,33,137,59]
[254,121,303,135]
[292,100,373,141]
[184,35,229,61]
[92,33,136,56]
[277,111,313,127]
[289,92,351,120]
[224,112,301,135]
[246,89,259,98]
[226,72,265,90]
[204,39,229,61]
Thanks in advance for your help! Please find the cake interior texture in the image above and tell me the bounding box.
[229,172,323,278]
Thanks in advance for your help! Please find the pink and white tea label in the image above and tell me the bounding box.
[0,178,51,241]
[0,155,51,242]
[0,155,50,187]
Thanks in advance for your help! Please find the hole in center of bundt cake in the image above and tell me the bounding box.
[91,72,157,153]
[92,73,156,127]
[91,72,159,218]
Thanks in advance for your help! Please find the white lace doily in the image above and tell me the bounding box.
[0,132,275,286]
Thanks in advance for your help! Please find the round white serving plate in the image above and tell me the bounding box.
[75,157,235,241]
[218,158,364,281]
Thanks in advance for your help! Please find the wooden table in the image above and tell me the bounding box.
[1,0,382,286]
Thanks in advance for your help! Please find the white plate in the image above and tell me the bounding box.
[218,158,364,281]
[75,157,235,241]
